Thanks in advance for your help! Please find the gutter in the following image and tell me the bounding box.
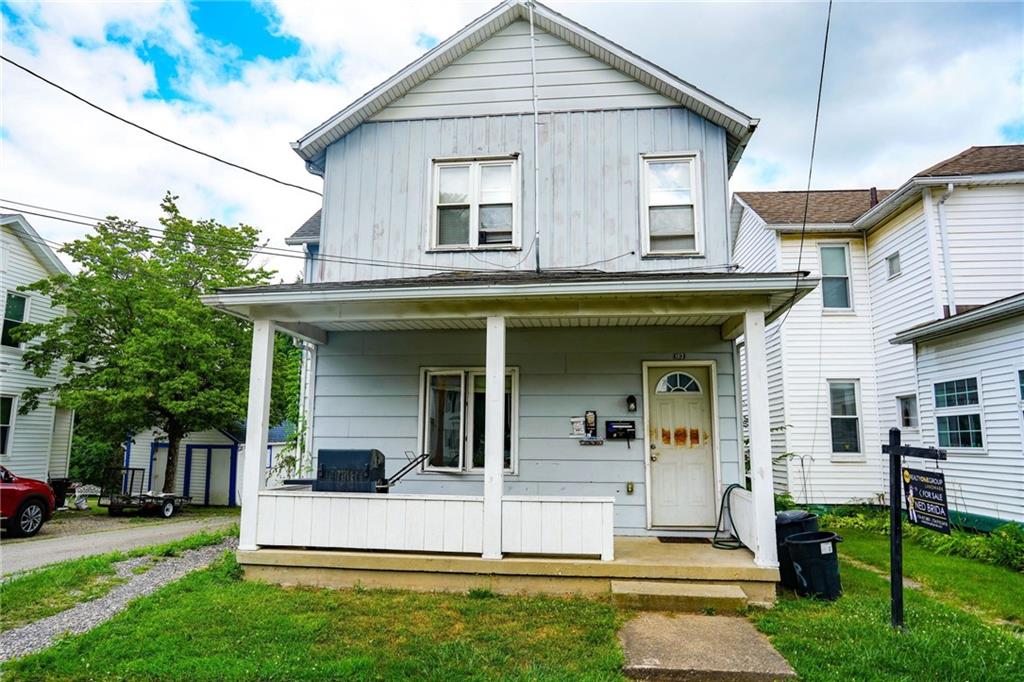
[890,293,1024,345]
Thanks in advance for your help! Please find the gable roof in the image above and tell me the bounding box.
[1,214,71,277]
[286,210,322,245]
[915,144,1024,178]
[292,0,757,174]
[735,189,894,226]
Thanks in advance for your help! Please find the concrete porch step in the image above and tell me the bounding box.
[611,580,748,613]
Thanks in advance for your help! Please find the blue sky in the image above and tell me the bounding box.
[1,0,1021,277]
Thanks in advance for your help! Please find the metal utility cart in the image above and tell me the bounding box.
[98,467,192,518]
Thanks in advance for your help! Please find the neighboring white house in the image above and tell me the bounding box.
[0,214,75,482]
[199,0,816,606]
[732,144,1024,527]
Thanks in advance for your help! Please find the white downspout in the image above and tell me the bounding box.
[936,183,957,315]
[527,2,542,273]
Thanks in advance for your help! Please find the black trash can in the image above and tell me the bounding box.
[775,510,819,590]
[49,478,72,509]
[785,530,843,600]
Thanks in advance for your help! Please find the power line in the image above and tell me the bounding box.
[1,55,322,198]
[780,0,834,327]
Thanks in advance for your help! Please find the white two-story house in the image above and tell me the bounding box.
[1,214,75,483]
[732,145,1024,527]
[203,0,819,605]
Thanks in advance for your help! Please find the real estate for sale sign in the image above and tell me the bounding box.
[901,468,950,534]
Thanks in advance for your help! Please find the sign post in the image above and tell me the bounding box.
[881,428,947,629]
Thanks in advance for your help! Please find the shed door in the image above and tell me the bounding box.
[206,447,235,506]
[647,366,716,527]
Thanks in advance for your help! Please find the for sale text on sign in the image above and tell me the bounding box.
[902,468,950,534]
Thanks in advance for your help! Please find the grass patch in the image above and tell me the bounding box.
[753,563,1024,682]
[838,527,1024,629]
[126,505,241,524]
[4,554,627,681]
[0,526,237,634]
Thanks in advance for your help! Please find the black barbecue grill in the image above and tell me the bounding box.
[308,449,429,493]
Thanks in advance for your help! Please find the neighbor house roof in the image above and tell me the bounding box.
[891,292,1024,345]
[1,214,71,277]
[734,189,894,227]
[285,210,321,245]
[915,144,1024,178]
[292,0,757,175]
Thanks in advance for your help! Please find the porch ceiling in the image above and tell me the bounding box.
[319,314,734,331]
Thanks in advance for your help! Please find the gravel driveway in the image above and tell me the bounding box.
[0,537,237,662]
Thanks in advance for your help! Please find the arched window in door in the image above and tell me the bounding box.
[655,371,702,394]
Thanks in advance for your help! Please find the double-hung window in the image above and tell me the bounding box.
[0,396,14,456]
[828,380,861,454]
[433,158,518,249]
[422,368,517,473]
[641,153,702,256]
[820,245,852,310]
[934,377,984,449]
[2,293,27,348]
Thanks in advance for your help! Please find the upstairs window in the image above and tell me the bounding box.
[820,245,852,310]
[641,154,702,256]
[886,252,902,279]
[2,293,27,348]
[432,158,518,250]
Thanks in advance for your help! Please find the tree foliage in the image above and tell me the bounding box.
[17,194,296,491]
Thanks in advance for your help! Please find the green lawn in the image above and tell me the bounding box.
[0,526,237,633]
[3,553,627,682]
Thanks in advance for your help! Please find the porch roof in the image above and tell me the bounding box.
[201,269,817,343]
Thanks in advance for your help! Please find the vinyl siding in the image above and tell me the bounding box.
[776,233,884,504]
[371,22,676,123]
[318,107,731,281]
[48,408,73,478]
[310,327,741,536]
[913,316,1024,524]
[731,204,779,273]
[0,223,67,481]
[127,429,237,505]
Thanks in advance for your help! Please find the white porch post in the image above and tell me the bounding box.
[482,315,506,559]
[239,318,275,551]
[743,310,778,568]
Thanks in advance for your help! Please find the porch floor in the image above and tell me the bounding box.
[238,536,779,605]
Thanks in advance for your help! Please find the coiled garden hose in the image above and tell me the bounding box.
[712,483,744,550]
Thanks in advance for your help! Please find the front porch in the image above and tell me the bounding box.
[203,270,816,592]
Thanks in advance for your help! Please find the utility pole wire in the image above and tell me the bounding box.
[1,55,322,198]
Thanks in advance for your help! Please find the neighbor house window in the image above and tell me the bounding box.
[886,252,902,279]
[2,293,27,348]
[828,380,861,454]
[0,396,13,455]
[422,368,517,472]
[432,158,518,249]
[820,245,852,310]
[641,154,702,256]
[898,395,918,429]
[934,377,983,449]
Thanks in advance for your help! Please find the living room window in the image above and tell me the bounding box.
[934,377,984,450]
[432,157,519,250]
[640,153,703,256]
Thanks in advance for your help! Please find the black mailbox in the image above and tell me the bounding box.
[314,449,386,492]
[605,421,636,440]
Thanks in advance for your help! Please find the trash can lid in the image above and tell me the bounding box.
[776,509,815,525]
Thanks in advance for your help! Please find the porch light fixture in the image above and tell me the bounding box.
[626,395,638,412]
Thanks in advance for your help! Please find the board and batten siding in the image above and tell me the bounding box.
[310,326,741,536]
[775,233,884,504]
[913,316,1024,524]
[0,223,69,480]
[317,106,731,282]
[371,21,677,123]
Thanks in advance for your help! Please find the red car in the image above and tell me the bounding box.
[0,465,56,537]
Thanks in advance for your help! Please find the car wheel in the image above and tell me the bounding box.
[16,500,46,537]
[160,500,175,518]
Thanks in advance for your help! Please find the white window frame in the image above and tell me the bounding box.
[896,394,918,430]
[418,366,519,474]
[1016,368,1024,441]
[827,379,863,460]
[429,156,521,252]
[0,395,16,457]
[639,151,704,257]
[819,243,854,312]
[2,291,29,349]
[886,251,902,279]
[932,375,986,454]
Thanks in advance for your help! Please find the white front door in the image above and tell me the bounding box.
[647,365,716,527]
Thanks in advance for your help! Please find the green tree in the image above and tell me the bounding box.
[16,194,296,492]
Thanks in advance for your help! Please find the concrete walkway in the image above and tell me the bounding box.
[0,516,236,576]
[619,613,795,680]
